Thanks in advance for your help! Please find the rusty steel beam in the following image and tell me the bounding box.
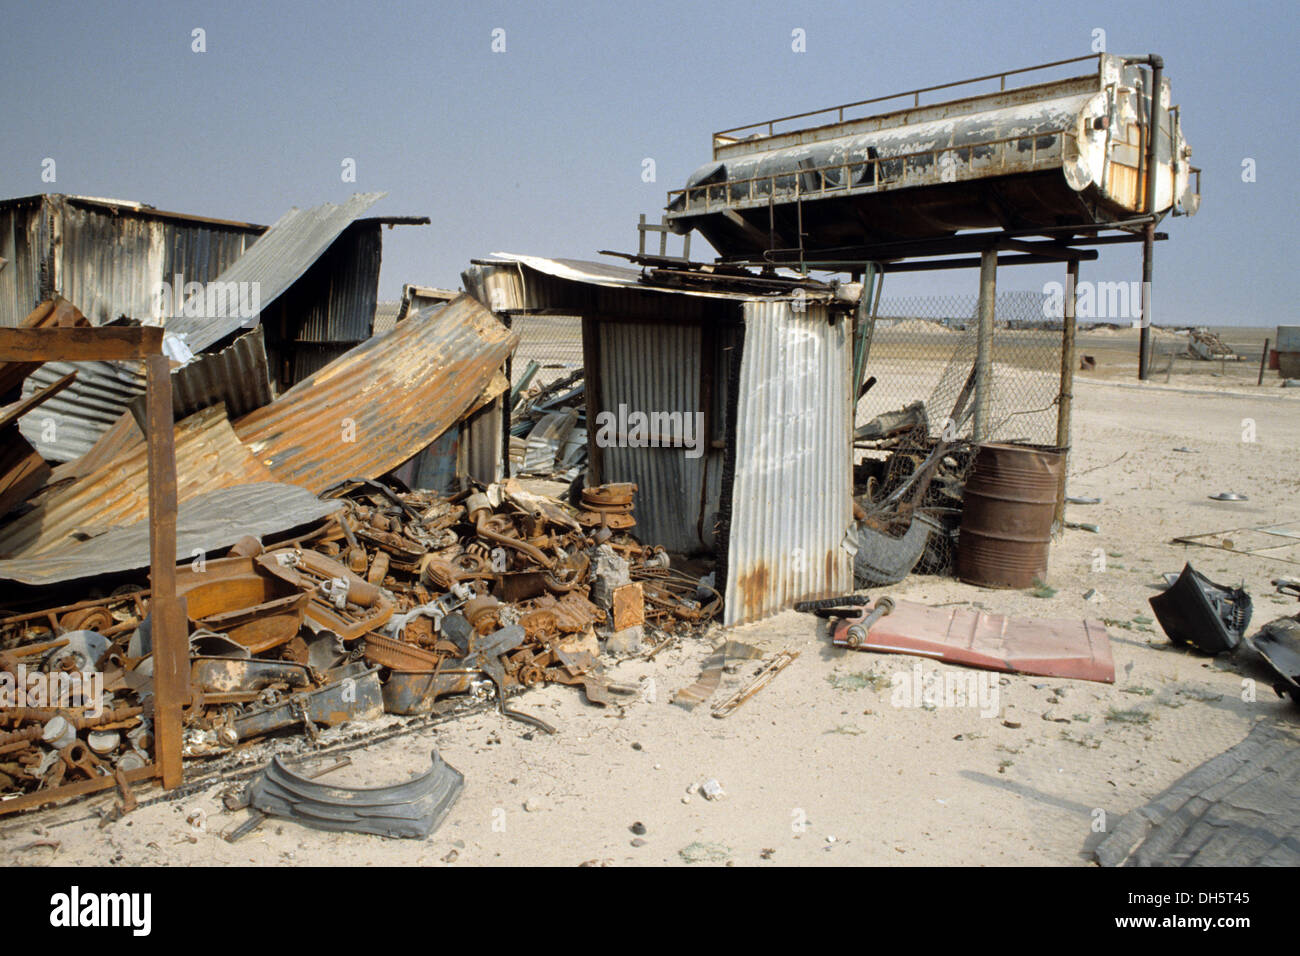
[0,763,160,816]
[0,325,163,363]
[145,351,187,789]
[1054,259,1080,530]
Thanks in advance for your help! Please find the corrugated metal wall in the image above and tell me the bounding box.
[2,196,261,460]
[0,201,47,329]
[723,300,854,625]
[594,320,713,554]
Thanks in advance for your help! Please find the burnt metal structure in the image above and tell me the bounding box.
[663,53,1199,381]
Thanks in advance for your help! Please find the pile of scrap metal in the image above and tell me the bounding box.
[850,365,981,585]
[508,367,587,480]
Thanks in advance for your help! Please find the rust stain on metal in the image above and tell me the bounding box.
[0,403,272,557]
[232,294,517,494]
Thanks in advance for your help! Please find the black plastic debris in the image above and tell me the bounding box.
[1149,563,1252,655]
[247,750,464,839]
[1248,616,1300,704]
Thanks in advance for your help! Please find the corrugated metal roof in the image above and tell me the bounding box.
[0,482,341,586]
[0,403,274,557]
[722,300,854,625]
[232,294,517,494]
[168,193,386,353]
[470,253,850,304]
[126,326,274,428]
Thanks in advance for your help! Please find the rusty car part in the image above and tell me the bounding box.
[711,648,801,718]
[231,664,383,743]
[842,596,896,648]
[256,549,394,639]
[362,633,443,673]
[830,598,1115,683]
[180,575,310,655]
[246,749,464,839]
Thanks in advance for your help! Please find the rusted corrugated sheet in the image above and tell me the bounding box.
[0,403,274,557]
[168,194,385,354]
[232,294,517,494]
[17,359,146,461]
[126,326,274,428]
[722,300,854,625]
[0,482,341,586]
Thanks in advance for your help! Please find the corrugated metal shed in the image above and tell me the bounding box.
[0,483,341,586]
[167,193,385,354]
[462,253,858,626]
[723,300,854,624]
[233,295,517,494]
[0,403,274,557]
[0,194,263,330]
[0,195,264,460]
[595,321,717,554]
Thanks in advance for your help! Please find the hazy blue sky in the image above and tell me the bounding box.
[2,0,1294,325]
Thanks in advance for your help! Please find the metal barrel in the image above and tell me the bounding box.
[956,443,1064,589]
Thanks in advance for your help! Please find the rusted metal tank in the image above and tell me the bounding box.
[666,53,1198,260]
[956,443,1064,589]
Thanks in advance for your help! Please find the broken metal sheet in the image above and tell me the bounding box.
[166,193,386,354]
[18,359,146,462]
[468,253,847,304]
[672,640,764,710]
[832,599,1115,683]
[1095,722,1300,866]
[0,482,342,586]
[246,748,463,839]
[724,300,855,624]
[46,410,142,484]
[1248,616,1300,703]
[127,325,274,428]
[0,403,274,557]
[231,294,517,494]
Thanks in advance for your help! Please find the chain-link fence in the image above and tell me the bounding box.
[507,314,584,388]
[854,290,1066,577]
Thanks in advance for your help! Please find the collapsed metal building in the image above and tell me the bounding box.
[0,193,428,461]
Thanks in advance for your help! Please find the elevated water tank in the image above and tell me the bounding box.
[665,54,1198,260]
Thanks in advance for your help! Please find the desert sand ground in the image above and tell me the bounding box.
[2,329,1297,868]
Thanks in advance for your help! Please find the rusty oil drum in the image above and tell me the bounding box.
[956,443,1064,589]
